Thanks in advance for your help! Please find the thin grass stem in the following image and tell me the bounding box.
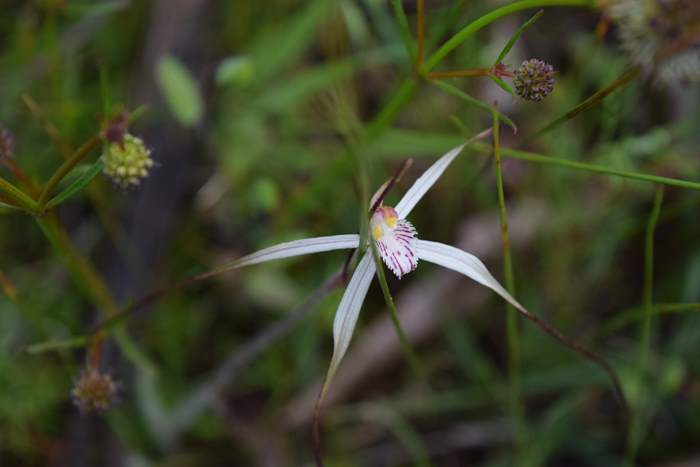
[0,177,38,212]
[420,0,595,74]
[427,68,491,78]
[625,185,664,464]
[470,144,700,191]
[37,135,100,210]
[417,0,425,68]
[391,0,416,62]
[492,113,528,458]
[527,66,641,140]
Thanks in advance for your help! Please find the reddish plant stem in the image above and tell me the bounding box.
[416,0,425,69]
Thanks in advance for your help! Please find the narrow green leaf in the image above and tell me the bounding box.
[489,75,517,97]
[433,80,517,132]
[390,0,416,60]
[249,0,333,83]
[26,336,89,354]
[495,10,543,64]
[0,201,19,211]
[129,105,148,124]
[156,55,204,127]
[216,55,254,87]
[46,159,104,209]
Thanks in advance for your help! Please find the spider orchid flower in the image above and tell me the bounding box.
[226,130,529,390]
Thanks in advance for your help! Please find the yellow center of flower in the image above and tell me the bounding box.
[370,206,399,241]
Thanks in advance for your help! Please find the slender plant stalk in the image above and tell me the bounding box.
[22,94,75,157]
[598,302,700,338]
[626,185,664,464]
[370,241,425,381]
[0,177,38,212]
[528,66,641,140]
[416,0,425,68]
[35,214,156,373]
[428,68,491,79]
[37,135,100,210]
[391,0,416,61]
[470,144,700,191]
[2,158,38,196]
[22,95,128,253]
[420,0,595,74]
[641,186,664,377]
[492,114,528,457]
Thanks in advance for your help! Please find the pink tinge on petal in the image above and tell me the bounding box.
[375,218,418,279]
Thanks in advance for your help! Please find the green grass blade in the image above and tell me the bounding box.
[390,0,416,60]
[433,80,517,132]
[489,74,517,97]
[495,9,543,64]
[45,159,104,210]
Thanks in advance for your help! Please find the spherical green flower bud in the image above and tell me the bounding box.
[513,59,555,102]
[102,134,154,187]
[71,369,118,412]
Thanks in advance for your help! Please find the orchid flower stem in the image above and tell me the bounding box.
[370,241,426,383]
[626,185,664,464]
[37,135,100,210]
[419,0,595,75]
[492,113,528,457]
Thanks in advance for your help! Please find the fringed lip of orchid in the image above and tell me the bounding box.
[370,206,418,279]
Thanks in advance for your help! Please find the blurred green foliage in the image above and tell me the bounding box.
[1,0,700,466]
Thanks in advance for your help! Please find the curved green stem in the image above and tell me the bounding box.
[420,0,595,74]
[37,135,100,210]
[527,66,641,141]
[626,185,664,464]
[35,215,157,374]
[492,114,528,459]
[471,144,700,191]
[0,177,38,212]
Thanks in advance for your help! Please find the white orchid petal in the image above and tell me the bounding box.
[227,234,360,269]
[415,239,526,313]
[327,253,376,385]
[394,129,492,219]
[375,218,418,279]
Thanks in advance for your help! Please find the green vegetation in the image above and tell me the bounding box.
[1,1,699,465]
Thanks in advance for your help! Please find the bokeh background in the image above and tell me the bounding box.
[1,0,700,466]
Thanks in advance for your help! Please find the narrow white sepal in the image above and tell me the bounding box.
[227,234,360,269]
[394,128,492,219]
[327,253,376,382]
[414,239,526,313]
